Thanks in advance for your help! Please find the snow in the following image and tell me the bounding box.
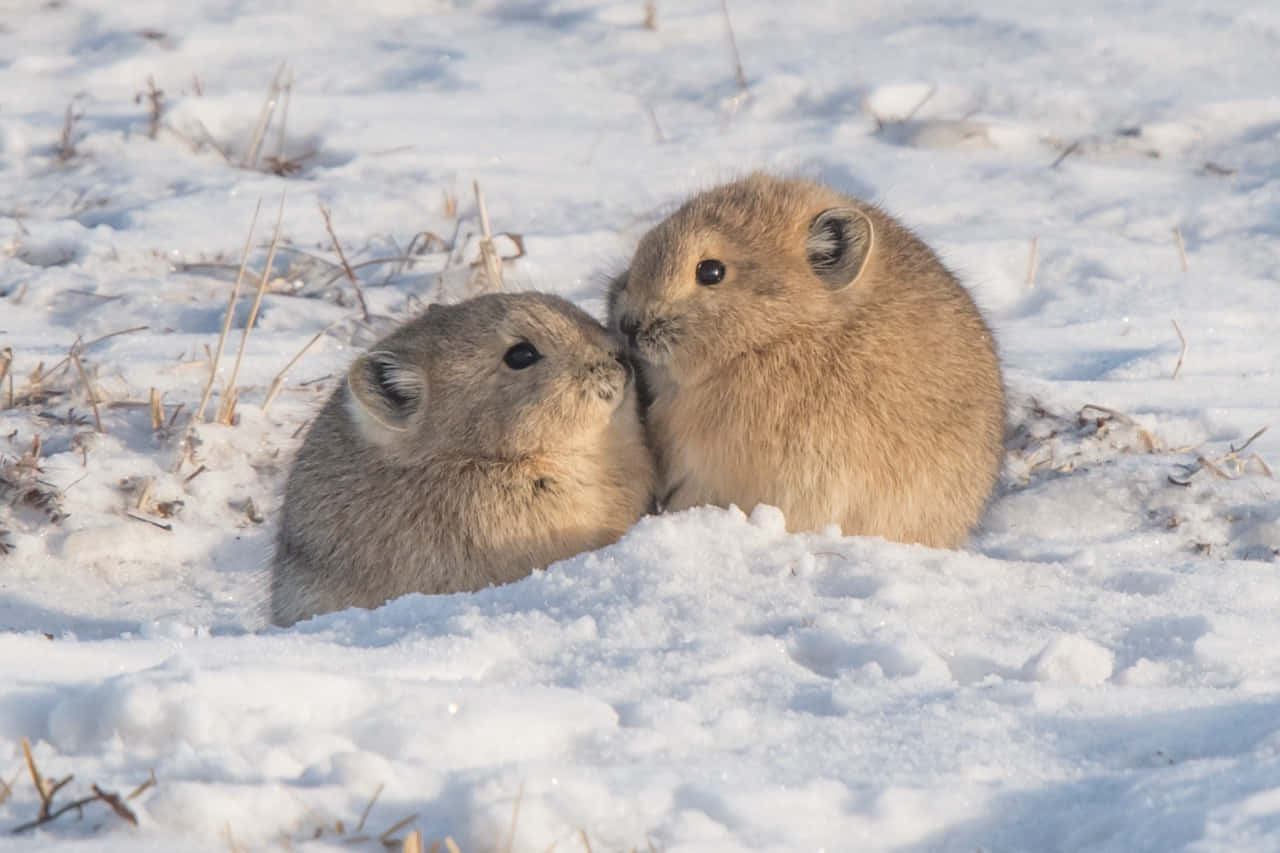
[2,0,1279,849]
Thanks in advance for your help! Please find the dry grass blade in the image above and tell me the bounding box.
[195,198,263,425]
[579,829,593,853]
[0,347,11,409]
[134,475,154,511]
[1231,426,1269,454]
[379,813,420,845]
[263,328,325,414]
[443,838,461,853]
[643,0,657,29]
[356,782,385,834]
[1173,226,1189,272]
[68,343,103,433]
[402,831,424,853]
[1078,403,1136,426]
[127,769,156,800]
[274,67,294,167]
[0,347,12,402]
[82,325,149,349]
[0,767,20,806]
[642,99,666,143]
[149,387,163,431]
[20,739,44,814]
[219,193,287,424]
[1025,236,1039,287]
[718,0,747,91]
[318,203,371,320]
[222,821,246,853]
[501,783,524,853]
[244,61,287,170]
[473,180,504,292]
[1171,319,1187,380]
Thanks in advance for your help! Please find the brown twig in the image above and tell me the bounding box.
[91,784,139,825]
[317,203,371,320]
[139,74,165,140]
[126,511,173,531]
[1050,139,1081,168]
[57,100,84,162]
[1171,319,1187,380]
[12,740,150,834]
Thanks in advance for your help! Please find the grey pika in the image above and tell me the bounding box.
[272,292,654,626]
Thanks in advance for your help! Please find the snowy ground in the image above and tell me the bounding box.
[2,0,1279,849]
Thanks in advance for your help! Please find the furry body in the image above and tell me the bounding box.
[272,293,653,626]
[609,174,1004,547]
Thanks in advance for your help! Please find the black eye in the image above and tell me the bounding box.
[503,341,542,370]
[695,259,726,285]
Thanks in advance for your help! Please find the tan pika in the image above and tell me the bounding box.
[272,292,654,626]
[608,173,1004,548]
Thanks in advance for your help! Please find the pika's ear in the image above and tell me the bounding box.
[344,351,425,441]
[805,207,874,290]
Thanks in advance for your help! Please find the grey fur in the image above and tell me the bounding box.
[272,292,654,626]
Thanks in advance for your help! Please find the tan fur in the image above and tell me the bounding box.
[608,173,1004,548]
[271,292,654,626]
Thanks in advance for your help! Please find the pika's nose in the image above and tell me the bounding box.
[618,314,640,347]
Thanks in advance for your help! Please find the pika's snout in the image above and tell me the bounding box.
[617,313,677,364]
[586,355,629,403]
[618,313,641,348]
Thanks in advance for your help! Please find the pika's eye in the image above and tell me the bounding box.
[695,259,726,285]
[503,341,542,370]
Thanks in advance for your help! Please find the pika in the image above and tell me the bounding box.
[608,173,1004,548]
[271,292,654,626]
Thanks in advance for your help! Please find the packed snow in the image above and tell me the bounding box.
[2,0,1279,850]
